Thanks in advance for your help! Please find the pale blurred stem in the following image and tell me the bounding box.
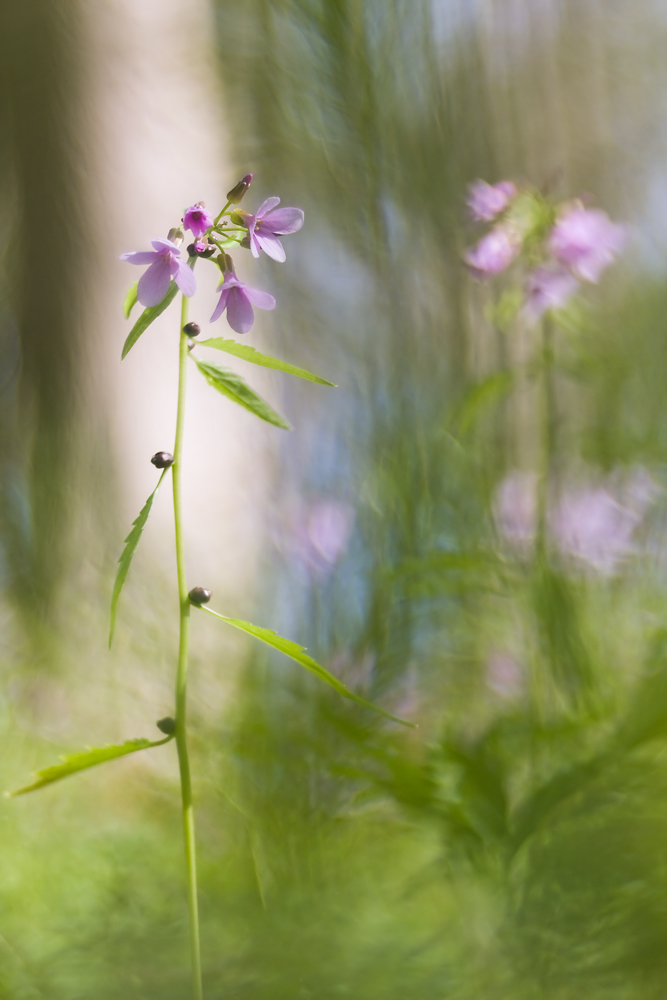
[535,316,557,560]
[173,281,203,1000]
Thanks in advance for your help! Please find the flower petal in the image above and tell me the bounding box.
[151,238,182,254]
[226,286,255,334]
[255,232,286,263]
[243,286,276,311]
[265,207,304,235]
[137,258,172,306]
[120,251,159,265]
[255,196,281,219]
[248,229,261,259]
[172,258,197,297]
[210,287,231,323]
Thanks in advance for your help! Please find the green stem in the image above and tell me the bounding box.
[536,315,556,559]
[173,288,203,1000]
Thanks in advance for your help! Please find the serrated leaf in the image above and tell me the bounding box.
[6,734,173,796]
[198,338,336,386]
[199,606,414,727]
[123,281,139,319]
[109,469,168,647]
[121,282,178,359]
[193,358,291,429]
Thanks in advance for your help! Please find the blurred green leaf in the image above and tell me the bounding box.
[198,337,336,386]
[123,281,139,319]
[121,283,178,359]
[6,734,174,796]
[200,606,414,726]
[109,469,168,647]
[192,358,291,429]
[454,371,515,435]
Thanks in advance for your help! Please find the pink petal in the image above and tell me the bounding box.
[255,196,281,219]
[265,207,304,235]
[151,238,182,254]
[255,232,286,263]
[210,287,230,323]
[243,286,276,311]
[172,258,197,297]
[249,229,261,259]
[120,251,159,265]
[226,286,255,334]
[137,258,172,306]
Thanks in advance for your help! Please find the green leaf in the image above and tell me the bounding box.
[109,469,168,647]
[6,734,173,796]
[123,281,139,319]
[193,358,291,429]
[199,606,414,727]
[454,371,515,435]
[198,337,336,386]
[121,282,178,359]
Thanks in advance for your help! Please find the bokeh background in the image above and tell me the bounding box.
[3,0,667,997]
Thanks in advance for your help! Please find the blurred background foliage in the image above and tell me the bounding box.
[4,0,667,997]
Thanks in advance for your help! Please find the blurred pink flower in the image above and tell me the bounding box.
[464,226,519,278]
[494,468,658,575]
[467,180,517,222]
[548,205,626,283]
[524,265,580,319]
[273,500,355,576]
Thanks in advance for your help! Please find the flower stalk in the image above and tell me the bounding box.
[172,284,203,1000]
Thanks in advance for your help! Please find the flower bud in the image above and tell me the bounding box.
[183,322,200,337]
[187,241,216,258]
[168,227,184,246]
[157,716,176,735]
[226,173,253,205]
[151,451,174,469]
[229,209,250,226]
[188,586,212,606]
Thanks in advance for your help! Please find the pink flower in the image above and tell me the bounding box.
[464,226,519,278]
[245,197,305,262]
[210,266,276,335]
[548,205,626,283]
[120,238,196,307]
[524,265,580,319]
[467,180,517,222]
[182,203,214,239]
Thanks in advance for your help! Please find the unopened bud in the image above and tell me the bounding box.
[226,173,253,205]
[183,322,200,337]
[168,227,184,246]
[187,241,216,258]
[151,451,174,469]
[188,586,212,606]
[157,717,176,735]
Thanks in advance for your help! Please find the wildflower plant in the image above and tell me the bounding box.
[6,175,410,999]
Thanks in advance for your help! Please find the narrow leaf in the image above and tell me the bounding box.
[109,469,168,647]
[193,358,291,429]
[123,281,139,319]
[198,338,336,386]
[121,282,178,359]
[200,606,414,727]
[6,735,173,796]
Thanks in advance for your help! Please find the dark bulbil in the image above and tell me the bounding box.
[151,451,174,469]
[188,586,212,606]
[156,717,176,735]
[183,322,200,337]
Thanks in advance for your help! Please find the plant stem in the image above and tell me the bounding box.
[536,315,556,558]
[173,289,203,1000]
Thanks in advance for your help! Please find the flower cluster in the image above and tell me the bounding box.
[121,174,304,335]
[463,180,626,319]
